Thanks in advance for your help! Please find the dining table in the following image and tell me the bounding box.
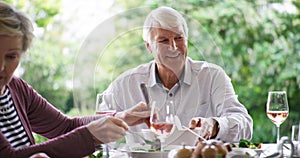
[88,141,296,158]
[258,143,293,158]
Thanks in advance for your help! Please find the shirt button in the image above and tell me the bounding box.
[169,93,173,97]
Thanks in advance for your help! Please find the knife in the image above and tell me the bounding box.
[182,126,208,142]
[140,83,150,108]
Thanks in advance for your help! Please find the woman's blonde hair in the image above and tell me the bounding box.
[0,1,34,52]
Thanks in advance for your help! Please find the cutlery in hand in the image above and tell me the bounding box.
[140,83,150,108]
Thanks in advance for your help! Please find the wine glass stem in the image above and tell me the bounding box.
[160,138,165,152]
[276,125,280,145]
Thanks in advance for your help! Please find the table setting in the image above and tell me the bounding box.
[96,133,297,158]
[92,90,299,158]
[93,111,298,158]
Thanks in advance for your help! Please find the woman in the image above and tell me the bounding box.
[0,2,150,158]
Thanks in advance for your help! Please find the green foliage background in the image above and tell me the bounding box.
[5,0,300,144]
[105,0,300,143]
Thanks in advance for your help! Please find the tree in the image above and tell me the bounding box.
[5,0,75,113]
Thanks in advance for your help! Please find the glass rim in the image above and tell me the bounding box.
[268,91,286,93]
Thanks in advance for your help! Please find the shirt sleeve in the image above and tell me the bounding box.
[20,78,100,138]
[210,68,253,142]
[0,126,96,158]
[4,77,104,157]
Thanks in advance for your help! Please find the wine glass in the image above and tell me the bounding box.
[95,93,117,115]
[95,93,117,158]
[266,91,289,144]
[150,100,175,152]
[291,124,300,157]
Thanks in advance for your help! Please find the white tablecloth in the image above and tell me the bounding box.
[259,143,297,158]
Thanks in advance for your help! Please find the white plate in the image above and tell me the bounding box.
[127,150,169,158]
[254,148,264,155]
[169,147,257,158]
[122,144,182,158]
[127,146,259,158]
[226,148,258,158]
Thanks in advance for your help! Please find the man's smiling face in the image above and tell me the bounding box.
[147,26,187,78]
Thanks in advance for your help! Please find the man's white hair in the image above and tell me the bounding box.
[142,6,188,42]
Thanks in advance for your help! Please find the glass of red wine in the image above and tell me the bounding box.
[266,91,289,144]
[150,100,175,152]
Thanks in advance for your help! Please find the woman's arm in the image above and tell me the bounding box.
[0,126,95,158]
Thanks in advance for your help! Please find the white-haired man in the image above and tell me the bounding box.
[101,6,253,143]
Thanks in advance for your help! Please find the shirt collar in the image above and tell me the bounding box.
[183,57,192,85]
[148,61,157,88]
[148,57,192,87]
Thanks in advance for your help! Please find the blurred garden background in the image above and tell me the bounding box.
[4,0,300,143]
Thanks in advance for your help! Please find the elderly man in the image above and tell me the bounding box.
[101,6,253,143]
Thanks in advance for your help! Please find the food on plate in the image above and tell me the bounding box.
[88,150,103,158]
[175,144,193,158]
[238,139,262,149]
[190,139,232,158]
[132,146,170,152]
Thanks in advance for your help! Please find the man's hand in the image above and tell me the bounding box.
[87,116,128,144]
[115,102,151,126]
[189,117,219,139]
